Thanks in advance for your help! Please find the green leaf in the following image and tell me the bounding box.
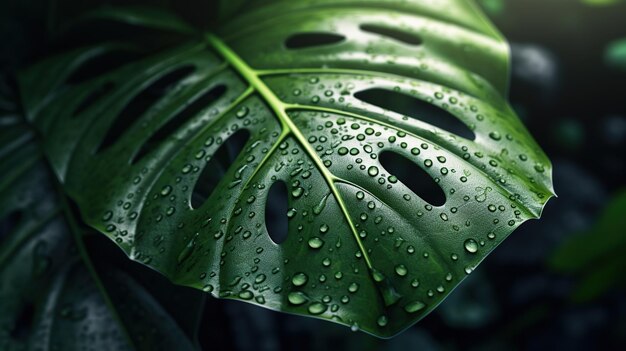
[67,6,194,34]
[477,0,505,16]
[605,38,626,72]
[550,190,626,273]
[0,78,201,350]
[16,0,553,337]
[218,0,249,22]
[549,190,626,302]
[570,258,626,303]
[581,0,624,6]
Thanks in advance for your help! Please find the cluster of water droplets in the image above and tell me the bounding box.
[78,32,553,335]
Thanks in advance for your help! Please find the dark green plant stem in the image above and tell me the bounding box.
[13,82,138,350]
[55,180,138,350]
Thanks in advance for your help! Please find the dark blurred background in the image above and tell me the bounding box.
[1,0,625,350]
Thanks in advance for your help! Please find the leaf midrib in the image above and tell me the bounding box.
[203,31,542,301]
[253,68,541,217]
[206,33,375,272]
[287,103,538,219]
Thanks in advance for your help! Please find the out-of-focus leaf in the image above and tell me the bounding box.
[70,6,194,34]
[571,257,625,302]
[549,190,626,302]
[478,0,505,16]
[605,38,626,72]
[0,77,200,351]
[218,0,249,22]
[550,190,626,272]
[581,0,624,6]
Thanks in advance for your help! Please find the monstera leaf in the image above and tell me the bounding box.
[0,77,204,350]
[9,0,553,338]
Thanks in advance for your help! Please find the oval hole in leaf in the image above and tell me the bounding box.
[191,129,250,209]
[379,151,446,206]
[285,32,345,49]
[66,50,142,85]
[265,181,289,244]
[360,24,422,46]
[354,88,475,140]
[132,84,227,164]
[96,65,195,153]
[72,81,115,118]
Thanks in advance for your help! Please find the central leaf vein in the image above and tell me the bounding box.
[285,103,536,218]
[205,33,374,270]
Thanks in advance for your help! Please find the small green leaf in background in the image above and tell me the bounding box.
[478,0,505,16]
[581,0,624,6]
[605,38,626,72]
[553,119,585,151]
[549,190,626,302]
[72,5,194,34]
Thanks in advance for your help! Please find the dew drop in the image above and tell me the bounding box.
[404,301,426,313]
[368,166,379,177]
[102,211,113,221]
[394,264,408,276]
[308,237,324,249]
[255,274,266,284]
[464,239,478,253]
[308,302,327,315]
[489,131,501,141]
[292,272,308,286]
[177,233,198,264]
[377,315,388,327]
[288,291,308,305]
[287,208,298,218]
[238,290,253,300]
[313,193,330,215]
[292,187,304,198]
[235,106,249,118]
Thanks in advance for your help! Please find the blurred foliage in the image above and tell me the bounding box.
[605,38,626,72]
[581,0,625,6]
[477,0,505,16]
[550,190,626,302]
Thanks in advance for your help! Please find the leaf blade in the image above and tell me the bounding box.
[17,0,554,337]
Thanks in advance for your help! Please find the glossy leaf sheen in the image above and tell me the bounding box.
[18,0,554,337]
